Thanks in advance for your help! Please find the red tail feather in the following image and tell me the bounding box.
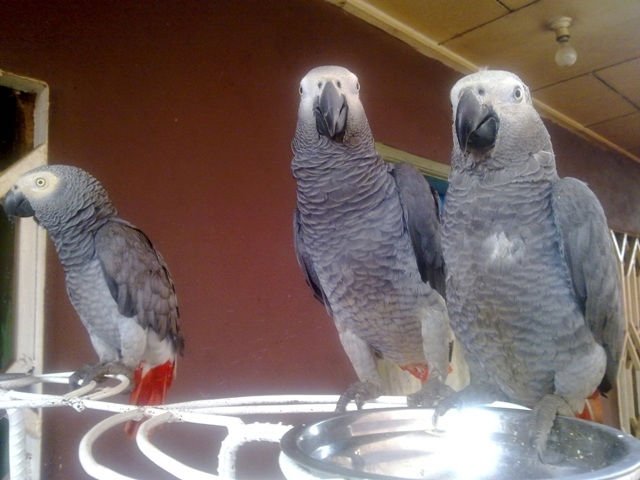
[129,361,175,405]
[125,360,175,436]
[401,363,430,383]
[400,362,454,383]
[576,390,603,423]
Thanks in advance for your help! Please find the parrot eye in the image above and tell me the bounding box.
[513,86,524,102]
[35,177,47,188]
[299,85,304,95]
[336,80,342,89]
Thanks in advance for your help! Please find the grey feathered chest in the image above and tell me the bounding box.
[64,259,131,355]
[294,152,429,364]
[443,169,597,404]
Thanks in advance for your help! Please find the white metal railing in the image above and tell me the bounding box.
[0,372,406,479]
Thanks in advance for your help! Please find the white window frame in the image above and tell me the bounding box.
[0,69,49,480]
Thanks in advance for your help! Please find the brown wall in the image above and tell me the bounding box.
[1,1,639,478]
[547,123,640,235]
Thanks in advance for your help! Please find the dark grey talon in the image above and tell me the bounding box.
[69,362,133,390]
[69,364,99,389]
[532,394,573,463]
[335,381,381,413]
[407,378,454,409]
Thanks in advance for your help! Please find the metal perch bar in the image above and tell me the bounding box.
[136,412,221,480]
[1,371,407,479]
[78,409,144,480]
[218,422,293,479]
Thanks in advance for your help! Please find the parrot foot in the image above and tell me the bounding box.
[430,384,500,426]
[69,362,133,390]
[335,381,381,413]
[407,377,454,409]
[531,394,573,463]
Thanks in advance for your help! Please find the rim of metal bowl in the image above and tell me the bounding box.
[280,407,640,480]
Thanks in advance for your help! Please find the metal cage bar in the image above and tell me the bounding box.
[614,232,640,435]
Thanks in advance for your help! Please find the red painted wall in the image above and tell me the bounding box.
[1,1,639,478]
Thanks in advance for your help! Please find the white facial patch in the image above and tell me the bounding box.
[299,66,360,100]
[16,170,60,201]
[451,70,529,109]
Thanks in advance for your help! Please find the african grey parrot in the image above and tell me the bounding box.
[3,165,184,420]
[440,70,624,456]
[292,65,451,411]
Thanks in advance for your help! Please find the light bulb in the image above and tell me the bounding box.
[549,17,577,67]
[555,41,577,67]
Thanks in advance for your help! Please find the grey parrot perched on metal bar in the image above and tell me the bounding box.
[3,165,184,427]
[440,70,624,457]
[291,65,452,411]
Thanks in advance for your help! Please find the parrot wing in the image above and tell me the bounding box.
[551,177,624,392]
[390,162,446,298]
[293,208,331,312]
[94,219,184,354]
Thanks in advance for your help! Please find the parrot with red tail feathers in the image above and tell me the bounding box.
[292,66,453,411]
[2,165,184,428]
[439,70,623,458]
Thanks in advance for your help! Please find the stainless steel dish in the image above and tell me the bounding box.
[280,407,640,479]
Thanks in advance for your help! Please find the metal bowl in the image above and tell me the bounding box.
[280,407,640,480]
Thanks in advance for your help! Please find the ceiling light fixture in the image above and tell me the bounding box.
[548,16,577,67]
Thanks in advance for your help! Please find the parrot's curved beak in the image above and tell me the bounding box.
[455,88,499,153]
[2,188,35,218]
[314,81,348,142]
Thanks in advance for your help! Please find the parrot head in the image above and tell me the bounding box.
[296,65,371,148]
[450,70,552,170]
[2,164,116,232]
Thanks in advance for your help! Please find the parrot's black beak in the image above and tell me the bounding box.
[314,81,348,142]
[455,88,499,153]
[2,188,34,219]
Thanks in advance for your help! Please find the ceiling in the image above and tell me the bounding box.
[327,0,640,163]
